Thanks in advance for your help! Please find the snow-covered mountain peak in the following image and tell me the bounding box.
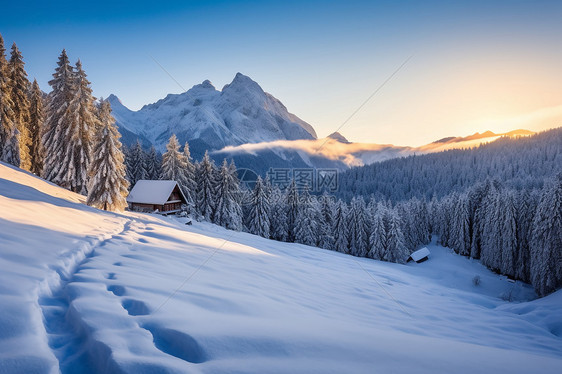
[107,94,130,113]
[109,73,318,160]
[222,72,265,97]
[328,131,350,143]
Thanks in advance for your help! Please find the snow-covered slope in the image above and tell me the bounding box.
[2,162,561,374]
[109,73,316,159]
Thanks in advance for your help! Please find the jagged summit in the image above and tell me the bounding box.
[109,73,317,159]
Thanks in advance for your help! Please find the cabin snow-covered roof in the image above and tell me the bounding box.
[126,180,186,205]
[409,247,430,262]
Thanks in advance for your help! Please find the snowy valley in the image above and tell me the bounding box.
[1,162,562,374]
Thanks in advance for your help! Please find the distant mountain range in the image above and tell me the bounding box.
[109,73,536,173]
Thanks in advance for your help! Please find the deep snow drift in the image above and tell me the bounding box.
[1,162,561,374]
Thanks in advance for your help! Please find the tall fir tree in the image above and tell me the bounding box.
[42,50,75,185]
[247,176,270,238]
[383,209,409,263]
[145,145,162,180]
[129,139,147,185]
[286,179,299,242]
[86,99,129,211]
[161,134,192,207]
[269,185,288,241]
[368,208,387,260]
[196,150,216,220]
[28,79,44,175]
[530,174,562,296]
[56,59,99,194]
[0,34,18,166]
[347,197,369,257]
[332,200,349,253]
[317,193,335,250]
[213,159,243,230]
[452,194,471,256]
[8,43,31,170]
[515,190,534,282]
[500,192,518,278]
[294,185,317,246]
[182,141,197,204]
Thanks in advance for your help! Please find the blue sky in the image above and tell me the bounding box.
[2,0,561,145]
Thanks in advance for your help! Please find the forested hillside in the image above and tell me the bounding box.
[337,128,562,203]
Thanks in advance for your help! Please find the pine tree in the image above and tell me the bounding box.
[86,99,129,211]
[213,159,243,230]
[317,193,335,250]
[500,192,518,278]
[383,209,409,263]
[8,43,31,170]
[247,176,270,238]
[182,142,197,204]
[43,50,75,182]
[452,194,470,256]
[286,179,299,242]
[145,145,161,180]
[368,208,386,260]
[196,150,216,220]
[28,79,44,175]
[530,174,562,296]
[0,34,17,166]
[161,134,193,208]
[122,144,133,185]
[58,59,99,194]
[269,185,289,241]
[515,190,534,282]
[332,200,349,253]
[347,197,369,257]
[129,140,147,185]
[294,185,317,246]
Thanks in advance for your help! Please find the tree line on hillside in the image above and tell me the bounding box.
[0,35,128,210]
[136,132,561,297]
[337,128,562,203]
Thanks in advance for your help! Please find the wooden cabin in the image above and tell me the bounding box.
[407,247,430,263]
[126,180,187,214]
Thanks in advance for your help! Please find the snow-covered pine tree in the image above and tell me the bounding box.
[182,142,197,204]
[530,173,562,296]
[196,150,216,220]
[452,194,470,256]
[227,160,244,230]
[86,99,129,211]
[161,134,190,199]
[500,191,518,278]
[368,206,386,260]
[317,192,335,250]
[247,176,270,238]
[347,197,369,257]
[8,43,31,170]
[515,189,534,282]
[28,79,44,176]
[145,145,161,180]
[294,185,317,246]
[43,50,75,182]
[122,144,133,185]
[55,59,99,194]
[0,34,18,166]
[269,185,288,241]
[332,200,349,253]
[213,159,243,230]
[129,140,147,185]
[383,208,409,263]
[286,179,299,242]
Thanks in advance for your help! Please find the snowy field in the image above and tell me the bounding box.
[1,161,562,374]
